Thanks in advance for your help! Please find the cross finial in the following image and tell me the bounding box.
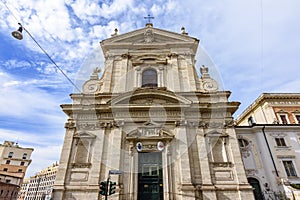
[144,14,154,23]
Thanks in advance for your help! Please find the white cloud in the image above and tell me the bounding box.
[2,60,32,69]
[0,70,67,118]
[100,0,134,19]
[0,70,67,177]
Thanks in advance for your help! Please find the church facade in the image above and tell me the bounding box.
[53,24,254,200]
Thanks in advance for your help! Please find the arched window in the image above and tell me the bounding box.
[142,69,157,87]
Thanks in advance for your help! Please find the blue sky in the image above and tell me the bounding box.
[1,0,300,177]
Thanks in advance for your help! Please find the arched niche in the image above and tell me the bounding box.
[72,131,96,167]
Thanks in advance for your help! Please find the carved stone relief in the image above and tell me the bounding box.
[144,29,154,43]
[245,169,258,176]
[237,136,252,158]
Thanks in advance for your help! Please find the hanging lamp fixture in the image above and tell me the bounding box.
[11,23,23,40]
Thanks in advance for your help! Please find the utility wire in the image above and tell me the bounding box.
[21,24,82,92]
[1,0,82,93]
[1,0,19,23]
[260,0,264,92]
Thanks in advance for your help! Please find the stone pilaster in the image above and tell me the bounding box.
[135,66,142,88]
[102,57,114,92]
[167,54,180,92]
[89,128,106,185]
[196,128,217,200]
[176,125,195,199]
[109,126,123,187]
[53,121,76,200]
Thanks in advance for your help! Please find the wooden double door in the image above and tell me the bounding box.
[138,152,163,200]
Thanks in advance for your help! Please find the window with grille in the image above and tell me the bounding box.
[283,160,297,177]
[295,115,300,124]
[22,153,27,159]
[8,152,13,158]
[142,164,159,176]
[280,115,288,124]
[142,69,157,87]
[275,138,286,147]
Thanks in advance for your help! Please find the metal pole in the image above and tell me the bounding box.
[105,176,110,200]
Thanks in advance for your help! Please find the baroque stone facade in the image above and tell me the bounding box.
[53,24,254,200]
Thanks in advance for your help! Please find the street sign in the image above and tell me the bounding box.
[109,170,123,175]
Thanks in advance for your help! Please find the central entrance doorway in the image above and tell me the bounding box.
[138,152,163,200]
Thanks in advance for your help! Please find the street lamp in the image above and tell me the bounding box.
[11,23,23,40]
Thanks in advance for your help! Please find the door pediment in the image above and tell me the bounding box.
[126,124,174,141]
[73,131,96,139]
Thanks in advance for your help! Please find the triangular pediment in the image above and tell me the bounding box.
[74,131,96,139]
[103,27,198,44]
[101,27,199,54]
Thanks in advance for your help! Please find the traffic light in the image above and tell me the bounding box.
[100,181,108,195]
[109,181,116,195]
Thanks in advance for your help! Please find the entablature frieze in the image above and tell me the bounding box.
[72,112,113,120]
[71,163,91,169]
[174,119,235,129]
[210,162,234,168]
[75,120,124,130]
[64,102,237,118]
[70,117,234,131]
[72,109,213,120]
[104,52,132,60]
[271,101,300,105]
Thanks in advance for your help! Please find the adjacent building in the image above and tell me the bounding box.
[0,141,33,200]
[53,23,255,200]
[17,178,29,200]
[18,163,58,200]
[236,93,300,199]
[0,173,23,200]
